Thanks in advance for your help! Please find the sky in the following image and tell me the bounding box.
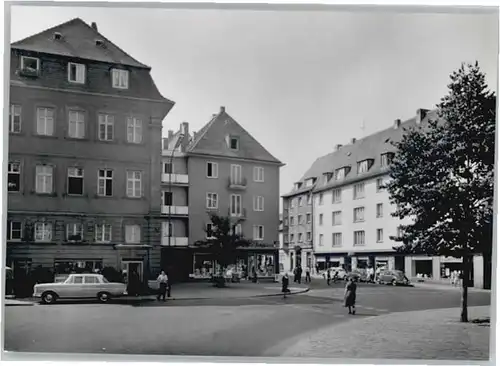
[9,5,499,199]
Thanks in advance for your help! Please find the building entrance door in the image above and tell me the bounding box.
[122,261,143,283]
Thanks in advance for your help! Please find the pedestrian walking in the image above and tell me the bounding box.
[332,270,339,284]
[344,277,357,315]
[305,266,311,283]
[367,266,375,283]
[156,270,169,302]
[297,266,303,284]
[327,268,331,286]
[282,273,291,298]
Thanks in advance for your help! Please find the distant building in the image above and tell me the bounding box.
[282,109,490,289]
[160,107,284,281]
[7,18,174,281]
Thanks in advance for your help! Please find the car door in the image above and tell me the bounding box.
[379,271,388,283]
[68,275,84,297]
[83,275,99,297]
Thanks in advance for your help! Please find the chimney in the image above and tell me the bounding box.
[179,122,190,152]
[168,130,173,140]
[181,122,189,136]
[162,138,168,150]
[416,109,429,125]
[91,22,98,31]
[351,138,356,144]
[220,106,226,113]
[393,119,401,129]
[335,144,343,151]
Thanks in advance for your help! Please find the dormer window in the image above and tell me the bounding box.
[112,68,129,89]
[53,32,63,40]
[323,173,333,184]
[68,62,85,84]
[230,136,239,150]
[381,153,395,167]
[357,159,374,174]
[95,39,105,47]
[294,182,302,190]
[20,56,40,75]
[335,167,350,181]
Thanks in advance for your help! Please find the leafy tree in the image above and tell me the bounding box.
[386,62,495,322]
[194,213,251,287]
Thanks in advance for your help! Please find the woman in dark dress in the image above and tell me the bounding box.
[282,273,290,298]
[344,277,357,315]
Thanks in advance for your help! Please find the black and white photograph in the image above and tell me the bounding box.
[1,2,498,363]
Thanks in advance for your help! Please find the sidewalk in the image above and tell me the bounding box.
[282,306,490,361]
[412,280,491,293]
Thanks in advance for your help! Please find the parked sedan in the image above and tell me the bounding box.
[377,270,411,286]
[33,273,127,304]
[346,269,369,282]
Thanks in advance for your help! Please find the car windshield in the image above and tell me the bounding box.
[394,271,405,278]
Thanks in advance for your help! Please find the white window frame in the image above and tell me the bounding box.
[98,169,113,197]
[8,162,21,192]
[35,165,53,194]
[253,166,264,182]
[9,104,22,133]
[332,188,342,203]
[298,233,303,243]
[126,171,142,198]
[306,213,312,224]
[376,229,384,243]
[95,224,112,243]
[354,230,365,246]
[253,225,264,240]
[230,136,240,150]
[306,231,312,241]
[298,215,303,225]
[290,217,295,226]
[354,207,365,222]
[66,223,83,241]
[332,211,342,226]
[381,153,394,167]
[67,62,86,84]
[357,160,369,174]
[21,56,40,73]
[319,234,324,246]
[230,164,242,185]
[68,110,85,139]
[319,193,324,205]
[332,233,342,247]
[127,117,143,144]
[376,203,384,218]
[376,178,384,192]
[230,194,242,216]
[98,114,114,141]
[206,193,218,209]
[290,233,295,243]
[67,167,84,195]
[253,196,264,212]
[7,221,22,241]
[36,107,55,136]
[307,194,312,205]
[206,162,218,179]
[34,222,52,242]
[353,182,365,199]
[125,224,141,244]
[335,168,346,180]
[111,68,129,89]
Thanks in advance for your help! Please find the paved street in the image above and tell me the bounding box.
[4,280,491,358]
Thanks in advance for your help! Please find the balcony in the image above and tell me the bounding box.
[161,173,189,185]
[227,177,247,190]
[228,208,247,220]
[161,236,189,247]
[161,205,189,216]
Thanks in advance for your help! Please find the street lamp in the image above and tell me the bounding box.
[167,134,185,249]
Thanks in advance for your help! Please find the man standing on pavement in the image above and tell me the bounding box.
[157,270,169,302]
[305,266,311,283]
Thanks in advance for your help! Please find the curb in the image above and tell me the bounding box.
[154,287,311,301]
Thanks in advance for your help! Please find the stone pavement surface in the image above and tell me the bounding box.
[281,306,491,361]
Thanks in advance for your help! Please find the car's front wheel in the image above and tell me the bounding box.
[41,291,57,304]
[97,292,112,303]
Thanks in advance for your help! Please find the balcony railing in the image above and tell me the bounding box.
[161,173,189,185]
[228,207,247,220]
[161,236,189,247]
[227,177,247,190]
[161,205,189,215]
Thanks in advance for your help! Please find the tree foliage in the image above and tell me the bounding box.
[386,62,495,258]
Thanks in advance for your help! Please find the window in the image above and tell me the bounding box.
[98,114,114,141]
[357,160,369,174]
[230,194,242,216]
[298,233,303,242]
[112,69,129,89]
[298,215,303,225]
[306,213,311,224]
[206,223,215,239]
[9,105,21,133]
[376,203,383,218]
[125,225,141,244]
[126,171,142,198]
[8,162,21,192]
[35,165,53,194]
[66,223,83,241]
[67,167,84,195]
[298,197,303,206]
[307,232,311,241]
[233,224,242,236]
[290,234,295,243]
[254,196,264,211]
[163,192,173,206]
[164,162,173,174]
[319,234,324,246]
[34,222,52,242]
[290,217,295,226]
[354,207,365,222]
[332,211,342,225]
[284,218,288,226]
[353,182,365,199]
[206,193,218,209]
[307,194,312,205]
[332,188,342,203]
[7,221,22,241]
[376,229,384,243]
[335,167,346,180]
[319,193,324,205]
[230,137,239,150]
[381,153,394,167]
[84,276,98,284]
[230,164,242,185]
[95,224,112,243]
[21,56,40,73]
[319,214,323,226]
[253,167,264,182]
[127,117,143,144]
[68,62,85,83]
[332,233,342,247]
[162,222,174,237]
[68,111,85,139]
[206,162,218,178]
[376,178,384,192]
[354,230,365,246]
[36,107,54,136]
[98,169,113,197]
[253,225,264,240]
[73,276,84,284]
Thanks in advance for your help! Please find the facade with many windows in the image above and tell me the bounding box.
[7,18,174,283]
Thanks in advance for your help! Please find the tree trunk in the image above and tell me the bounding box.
[460,254,469,322]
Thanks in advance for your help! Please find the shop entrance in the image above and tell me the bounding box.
[414,259,432,278]
[121,261,143,283]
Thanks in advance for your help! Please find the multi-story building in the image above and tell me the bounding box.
[160,107,283,280]
[7,18,174,283]
[283,109,490,288]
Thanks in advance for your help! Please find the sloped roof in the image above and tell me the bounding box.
[11,18,149,69]
[187,108,283,164]
[282,109,441,198]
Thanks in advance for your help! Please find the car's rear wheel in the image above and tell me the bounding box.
[97,292,112,303]
[41,291,57,304]
[391,279,397,286]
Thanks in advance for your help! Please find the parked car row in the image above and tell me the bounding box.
[320,268,411,286]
